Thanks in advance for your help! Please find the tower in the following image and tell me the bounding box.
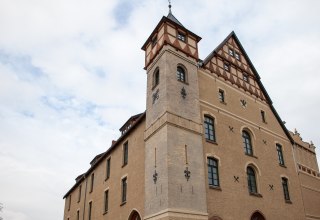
[142,5,208,220]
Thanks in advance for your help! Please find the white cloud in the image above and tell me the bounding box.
[0,1,320,220]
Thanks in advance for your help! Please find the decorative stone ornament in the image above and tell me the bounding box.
[233,175,239,182]
[152,89,159,104]
[181,87,187,99]
[153,170,158,184]
[269,184,274,190]
[240,99,247,108]
[184,167,191,181]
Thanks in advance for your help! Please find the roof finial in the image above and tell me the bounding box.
[168,0,172,13]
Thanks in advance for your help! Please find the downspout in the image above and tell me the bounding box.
[82,175,88,220]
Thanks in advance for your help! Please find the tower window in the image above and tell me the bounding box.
[228,48,234,56]
[224,63,230,71]
[78,185,82,202]
[204,116,216,142]
[208,158,220,187]
[247,166,257,194]
[121,177,127,203]
[282,178,290,201]
[177,66,186,83]
[235,52,240,60]
[242,131,253,156]
[177,32,186,42]
[218,89,225,103]
[123,142,128,166]
[276,144,285,166]
[153,68,160,88]
[151,35,157,47]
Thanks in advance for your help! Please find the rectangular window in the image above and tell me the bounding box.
[106,158,111,180]
[277,144,285,166]
[88,201,92,220]
[121,177,127,203]
[282,178,290,201]
[243,72,249,82]
[261,110,266,123]
[68,195,71,211]
[224,63,230,71]
[104,190,109,213]
[228,48,234,56]
[123,142,128,166]
[218,89,225,103]
[90,173,94,193]
[235,52,240,60]
[78,185,82,202]
[208,158,220,187]
[177,32,186,42]
[204,116,216,142]
[77,210,80,220]
[151,35,157,47]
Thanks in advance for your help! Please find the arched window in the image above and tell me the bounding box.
[251,211,265,220]
[153,68,160,87]
[282,177,290,201]
[128,210,141,220]
[207,157,219,187]
[247,166,257,193]
[242,130,253,155]
[177,66,186,82]
[204,116,216,142]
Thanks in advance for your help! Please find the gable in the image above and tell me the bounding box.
[203,32,266,102]
[202,31,294,144]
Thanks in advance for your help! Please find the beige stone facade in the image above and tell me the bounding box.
[63,11,320,220]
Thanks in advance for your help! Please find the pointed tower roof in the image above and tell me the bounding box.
[167,11,184,27]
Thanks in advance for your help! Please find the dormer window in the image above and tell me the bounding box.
[177,32,186,42]
[151,35,157,47]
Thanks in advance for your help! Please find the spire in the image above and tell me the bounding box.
[166,0,184,27]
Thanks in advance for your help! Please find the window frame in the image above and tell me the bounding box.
[243,72,249,82]
[68,194,71,211]
[282,177,291,202]
[260,110,266,123]
[78,185,82,203]
[242,130,253,156]
[177,31,186,42]
[204,116,216,143]
[235,52,241,61]
[106,157,111,180]
[276,144,285,166]
[88,201,92,220]
[218,89,225,103]
[121,177,127,204]
[123,141,128,167]
[228,48,234,56]
[90,173,94,193]
[104,190,109,213]
[247,166,258,194]
[207,157,220,187]
[151,35,157,48]
[224,63,230,71]
[176,66,186,83]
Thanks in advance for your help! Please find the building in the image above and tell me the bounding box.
[63,7,320,220]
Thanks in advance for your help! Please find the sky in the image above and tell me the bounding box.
[0,0,319,219]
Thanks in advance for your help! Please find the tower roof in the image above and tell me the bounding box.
[167,11,184,27]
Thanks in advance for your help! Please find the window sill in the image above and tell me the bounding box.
[122,163,128,168]
[177,80,189,85]
[279,164,287,168]
[103,211,108,215]
[285,200,292,204]
[209,186,222,191]
[249,192,262,198]
[245,153,258,159]
[105,177,110,181]
[120,201,127,206]
[219,101,227,105]
[206,140,218,145]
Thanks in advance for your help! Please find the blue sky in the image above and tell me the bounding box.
[0,0,320,219]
